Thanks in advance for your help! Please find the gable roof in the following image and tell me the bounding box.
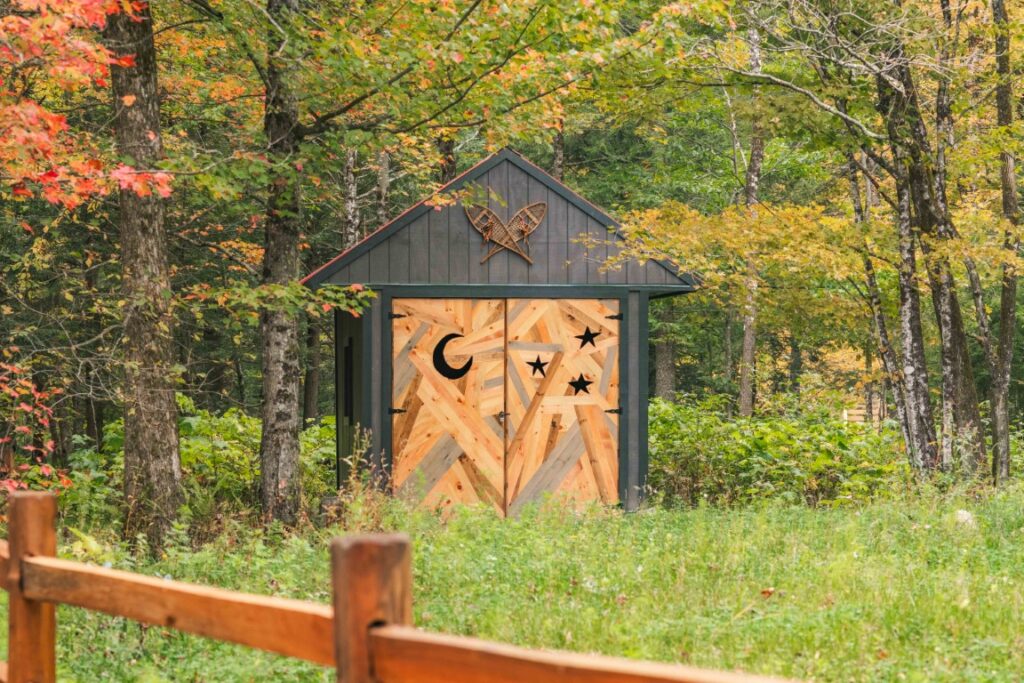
[303,147,695,292]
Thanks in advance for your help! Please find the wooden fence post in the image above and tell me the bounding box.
[8,491,58,683]
[331,534,411,683]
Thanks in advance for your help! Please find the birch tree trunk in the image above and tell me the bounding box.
[893,165,938,470]
[106,5,183,546]
[848,158,913,454]
[737,27,764,418]
[376,150,390,229]
[343,149,360,243]
[989,0,1018,483]
[260,0,303,524]
[889,41,984,470]
[877,74,938,468]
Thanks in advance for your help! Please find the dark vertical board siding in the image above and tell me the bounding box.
[624,291,642,510]
[334,311,343,487]
[527,176,549,283]
[336,310,365,486]
[369,243,389,282]
[466,202,487,283]
[351,312,365,432]
[606,236,627,284]
[548,185,568,283]
[366,300,384,477]
[316,158,690,289]
[449,199,471,283]
[428,207,449,282]
[567,205,588,283]
[389,223,410,282]
[637,292,650,507]
[626,254,647,284]
[506,165,531,283]
[350,254,370,283]
[486,163,509,283]
[645,261,669,285]
[407,213,429,282]
[586,216,608,284]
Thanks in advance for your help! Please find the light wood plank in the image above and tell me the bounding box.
[8,492,57,683]
[575,405,618,503]
[21,556,335,666]
[368,626,792,683]
[332,535,412,683]
[392,299,506,511]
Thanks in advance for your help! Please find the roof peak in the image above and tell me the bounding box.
[303,149,693,291]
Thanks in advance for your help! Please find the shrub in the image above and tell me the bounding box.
[647,396,910,507]
[61,397,342,537]
[0,358,74,504]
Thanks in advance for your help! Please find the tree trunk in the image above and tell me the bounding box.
[990,0,1018,483]
[437,136,457,184]
[302,319,321,424]
[864,343,875,424]
[233,348,247,407]
[82,359,105,451]
[874,63,944,471]
[105,6,183,546]
[860,238,912,452]
[788,335,802,392]
[723,309,734,384]
[552,123,565,180]
[653,338,675,401]
[376,150,390,229]
[886,43,985,470]
[259,0,303,525]
[737,27,764,419]
[737,277,758,417]
[893,164,938,469]
[343,148,360,243]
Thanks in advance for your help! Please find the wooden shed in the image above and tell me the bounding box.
[304,148,693,514]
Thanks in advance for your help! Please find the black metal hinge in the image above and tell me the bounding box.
[605,313,623,320]
[605,408,622,415]
[388,312,408,320]
[388,407,407,415]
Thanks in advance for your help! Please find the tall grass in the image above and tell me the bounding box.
[4,487,1024,681]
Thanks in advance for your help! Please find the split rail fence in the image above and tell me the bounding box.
[0,492,791,683]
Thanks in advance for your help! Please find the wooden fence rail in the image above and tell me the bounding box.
[1,491,793,683]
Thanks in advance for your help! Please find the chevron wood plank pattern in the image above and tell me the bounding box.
[391,297,619,517]
[505,299,619,510]
[391,298,506,514]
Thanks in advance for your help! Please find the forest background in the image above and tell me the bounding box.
[2,0,1024,546]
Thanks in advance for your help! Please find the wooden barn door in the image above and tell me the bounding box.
[391,297,619,516]
[390,298,507,514]
[504,299,619,514]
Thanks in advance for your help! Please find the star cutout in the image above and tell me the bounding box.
[527,355,548,377]
[575,326,601,348]
[568,373,593,395]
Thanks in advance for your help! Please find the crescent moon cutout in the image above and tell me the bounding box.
[432,333,473,380]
